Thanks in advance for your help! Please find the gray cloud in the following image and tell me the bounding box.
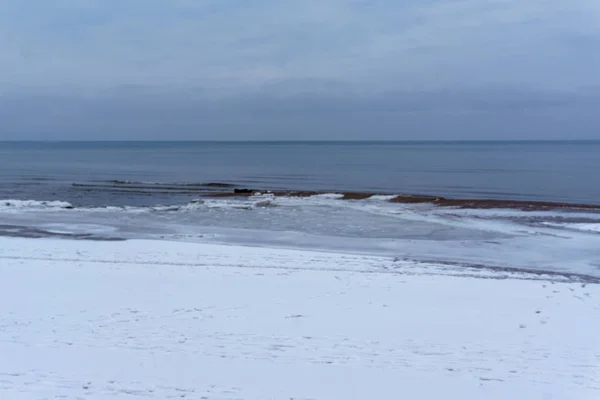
[0,0,599,139]
[2,87,599,140]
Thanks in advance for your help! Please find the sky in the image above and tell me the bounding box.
[0,0,599,140]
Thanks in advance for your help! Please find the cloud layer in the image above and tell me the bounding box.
[0,0,599,139]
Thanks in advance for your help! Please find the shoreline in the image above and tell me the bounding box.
[0,181,580,212]
[68,180,600,211]
[6,180,600,211]
[207,189,600,211]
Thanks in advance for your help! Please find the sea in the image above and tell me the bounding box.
[2,141,600,280]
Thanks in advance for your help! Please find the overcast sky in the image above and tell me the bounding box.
[1,0,599,140]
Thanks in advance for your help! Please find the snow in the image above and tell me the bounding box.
[1,237,599,399]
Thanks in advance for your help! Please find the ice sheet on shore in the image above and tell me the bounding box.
[3,194,600,279]
[1,237,599,399]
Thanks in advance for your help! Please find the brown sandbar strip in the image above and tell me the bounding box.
[203,189,600,211]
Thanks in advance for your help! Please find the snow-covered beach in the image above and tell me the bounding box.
[3,0,600,396]
[1,237,599,399]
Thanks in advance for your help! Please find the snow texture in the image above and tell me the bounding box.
[1,237,599,399]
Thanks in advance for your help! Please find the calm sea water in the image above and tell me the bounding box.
[1,141,599,206]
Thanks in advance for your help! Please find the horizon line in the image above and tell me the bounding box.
[2,139,600,143]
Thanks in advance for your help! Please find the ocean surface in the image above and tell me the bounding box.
[2,141,600,206]
[2,141,600,280]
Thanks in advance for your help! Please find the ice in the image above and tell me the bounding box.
[542,222,600,233]
[39,223,119,236]
[3,196,600,278]
[0,237,599,399]
[570,223,600,233]
[366,194,398,201]
[0,199,72,212]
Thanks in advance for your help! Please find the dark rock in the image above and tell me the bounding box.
[234,188,254,194]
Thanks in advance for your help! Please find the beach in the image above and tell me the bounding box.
[1,237,599,399]
[3,0,600,396]
[2,141,600,399]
